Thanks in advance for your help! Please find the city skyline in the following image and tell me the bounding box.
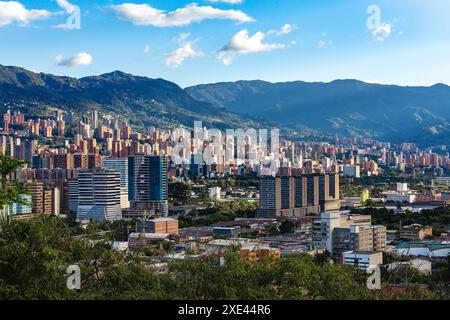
[2,1,450,304]
[0,0,450,87]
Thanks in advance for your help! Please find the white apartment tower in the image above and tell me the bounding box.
[76,169,122,222]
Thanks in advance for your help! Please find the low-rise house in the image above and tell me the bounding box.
[386,259,432,275]
[341,251,383,271]
[400,224,433,240]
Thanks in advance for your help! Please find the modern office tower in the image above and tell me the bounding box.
[127,154,145,202]
[128,155,168,217]
[258,173,340,218]
[313,211,386,258]
[76,169,122,222]
[102,158,130,209]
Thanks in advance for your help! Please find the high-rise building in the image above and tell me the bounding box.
[43,189,53,214]
[67,178,79,213]
[88,153,101,169]
[127,154,145,202]
[343,165,361,178]
[91,110,99,129]
[258,174,340,218]
[102,158,130,209]
[28,181,59,215]
[76,169,122,221]
[73,153,88,169]
[29,181,44,214]
[53,154,73,170]
[128,155,168,217]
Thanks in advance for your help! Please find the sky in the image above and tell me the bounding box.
[1,0,450,87]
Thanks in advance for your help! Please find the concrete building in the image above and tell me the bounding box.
[148,218,179,234]
[343,165,360,178]
[313,211,386,257]
[29,181,44,214]
[332,225,387,256]
[341,251,383,271]
[67,178,79,213]
[313,211,342,253]
[400,224,433,240]
[102,158,130,209]
[383,183,418,204]
[258,174,340,218]
[76,169,122,221]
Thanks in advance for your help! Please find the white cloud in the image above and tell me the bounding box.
[268,23,296,36]
[317,39,332,49]
[218,29,286,65]
[144,45,151,54]
[207,0,244,4]
[0,1,52,27]
[111,3,254,27]
[55,52,93,67]
[56,0,77,14]
[372,22,392,42]
[54,0,81,30]
[166,34,203,67]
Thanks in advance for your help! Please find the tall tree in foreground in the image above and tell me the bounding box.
[0,151,28,225]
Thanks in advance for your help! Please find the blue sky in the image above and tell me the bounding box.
[0,0,450,87]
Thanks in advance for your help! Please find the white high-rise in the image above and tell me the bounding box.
[102,158,130,209]
[76,169,122,222]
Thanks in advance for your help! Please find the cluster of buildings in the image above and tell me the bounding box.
[312,211,387,269]
[1,109,450,276]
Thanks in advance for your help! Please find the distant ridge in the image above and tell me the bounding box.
[1,63,450,145]
[0,65,267,131]
[186,79,450,145]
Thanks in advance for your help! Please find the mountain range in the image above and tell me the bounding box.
[1,64,450,145]
[186,80,450,145]
[0,64,265,132]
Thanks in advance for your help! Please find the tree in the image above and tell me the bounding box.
[169,182,192,206]
[0,152,29,225]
